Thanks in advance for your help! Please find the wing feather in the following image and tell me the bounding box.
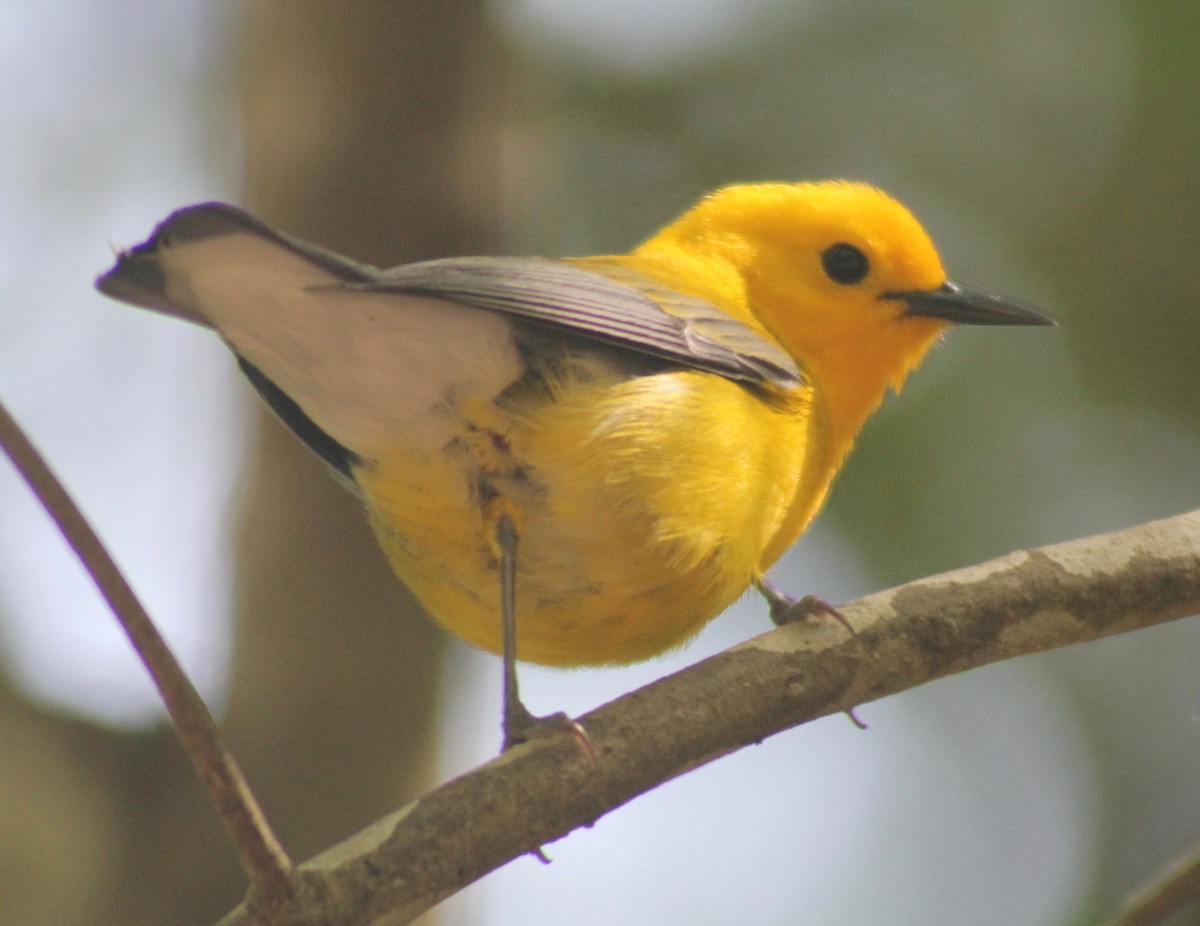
[98,202,802,389]
[332,257,802,388]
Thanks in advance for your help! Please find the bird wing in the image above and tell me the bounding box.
[353,256,802,389]
[98,202,801,388]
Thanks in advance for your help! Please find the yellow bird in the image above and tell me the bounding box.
[96,182,1052,748]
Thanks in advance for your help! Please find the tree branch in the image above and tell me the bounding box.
[208,510,1200,926]
[1102,833,1200,926]
[0,398,297,911]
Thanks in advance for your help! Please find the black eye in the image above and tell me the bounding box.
[821,243,869,285]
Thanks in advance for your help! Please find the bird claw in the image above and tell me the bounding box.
[755,575,855,637]
[503,704,596,762]
[771,593,856,636]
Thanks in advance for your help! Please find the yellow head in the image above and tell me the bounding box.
[641,181,1050,445]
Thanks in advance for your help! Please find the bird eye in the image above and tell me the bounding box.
[821,243,869,285]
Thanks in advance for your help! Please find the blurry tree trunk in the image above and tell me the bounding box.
[1,5,505,926]
[227,0,504,863]
[226,0,505,893]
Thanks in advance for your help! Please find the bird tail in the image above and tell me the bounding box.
[95,202,378,327]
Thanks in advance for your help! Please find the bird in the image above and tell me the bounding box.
[96,181,1053,749]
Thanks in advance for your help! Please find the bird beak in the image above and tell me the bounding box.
[887,280,1056,327]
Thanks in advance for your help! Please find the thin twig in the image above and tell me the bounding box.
[1102,836,1200,926]
[0,397,295,906]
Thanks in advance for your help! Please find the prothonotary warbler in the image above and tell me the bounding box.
[96,182,1053,748]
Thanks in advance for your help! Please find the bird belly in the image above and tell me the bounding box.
[356,366,810,666]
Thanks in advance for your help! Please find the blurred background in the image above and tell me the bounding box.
[1,2,1198,924]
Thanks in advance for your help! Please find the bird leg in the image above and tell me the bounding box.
[495,513,594,757]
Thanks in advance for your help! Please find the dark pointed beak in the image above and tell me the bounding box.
[886,280,1056,326]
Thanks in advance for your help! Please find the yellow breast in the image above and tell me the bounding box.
[355,357,818,666]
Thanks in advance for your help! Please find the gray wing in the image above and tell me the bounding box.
[344,257,802,388]
[97,202,801,388]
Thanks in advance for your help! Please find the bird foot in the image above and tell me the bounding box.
[503,702,596,762]
[771,593,856,636]
[755,575,855,637]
